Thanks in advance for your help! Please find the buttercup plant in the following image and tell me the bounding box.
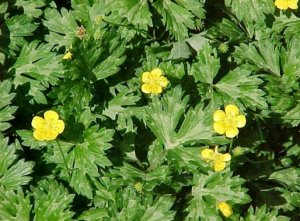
[1,0,300,220]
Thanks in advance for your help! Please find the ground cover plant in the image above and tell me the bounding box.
[1,0,300,220]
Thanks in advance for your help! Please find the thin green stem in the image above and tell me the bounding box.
[56,140,71,179]
[229,138,233,153]
[255,117,264,143]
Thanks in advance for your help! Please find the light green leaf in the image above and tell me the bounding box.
[233,41,281,76]
[43,7,78,49]
[0,138,34,190]
[0,81,17,133]
[187,172,250,220]
[0,188,31,221]
[15,0,46,18]
[33,179,75,221]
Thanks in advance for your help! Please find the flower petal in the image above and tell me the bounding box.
[141,84,152,94]
[214,160,226,172]
[44,110,59,121]
[201,149,215,160]
[225,127,239,138]
[213,122,226,135]
[142,72,151,83]
[56,120,65,134]
[159,76,169,88]
[220,153,231,162]
[213,110,226,122]
[225,104,239,117]
[33,130,46,141]
[151,68,162,78]
[151,85,163,94]
[236,115,246,128]
[275,0,290,9]
[289,0,298,9]
[45,131,59,140]
[31,116,45,129]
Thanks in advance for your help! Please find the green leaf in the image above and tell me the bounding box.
[153,0,202,40]
[11,41,63,104]
[189,43,220,84]
[168,41,191,59]
[242,205,290,221]
[0,138,34,190]
[64,126,114,198]
[5,14,37,52]
[0,80,17,133]
[269,167,300,191]
[15,0,46,18]
[233,41,281,76]
[78,208,109,221]
[145,86,223,149]
[186,172,250,220]
[225,0,274,38]
[124,0,153,30]
[43,7,78,49]
[214,67,267,109]
[103,85,140,120]
[140,195,175,221]
[33,179,75,221]
[0,187,31,221]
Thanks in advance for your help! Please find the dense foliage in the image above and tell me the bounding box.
[1,0,300,220]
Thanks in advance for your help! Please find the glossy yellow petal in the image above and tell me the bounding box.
[56,120,65,134]
[45,131,59,140]
[236,115,246,128]
[44,110,59,121]
[225,104,239,117]
[201,149,215,160]
[214,160,226,171]
[275,0,290,9]
[151,68,162,78]
[217,202,233,218]
[213,110,226,122]
[151,85,163,94]
[289,0,298,9]
[213,122,226,135]
[225,127,239,138]
[159,76,169,88]
[141,84,152,94]
[142,72,151,83]
[220,153,231,162]
[31,116,45,129]
[33,130,46,141]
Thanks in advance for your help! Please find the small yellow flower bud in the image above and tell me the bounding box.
[63,51,72,60]
[134,182,143,193]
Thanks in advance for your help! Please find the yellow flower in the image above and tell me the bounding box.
[31,110,65,141]
[63,51,72,60]
[141,68,169,94]
[275,0,298,10]
[217,202,233,218]
[213,104,246,138]
[201,147,231,172]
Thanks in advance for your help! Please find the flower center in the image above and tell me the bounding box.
[221,116,237,130]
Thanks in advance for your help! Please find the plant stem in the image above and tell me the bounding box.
[255,116,264,143]
[229,138,233,153]
[56,140,71,179]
